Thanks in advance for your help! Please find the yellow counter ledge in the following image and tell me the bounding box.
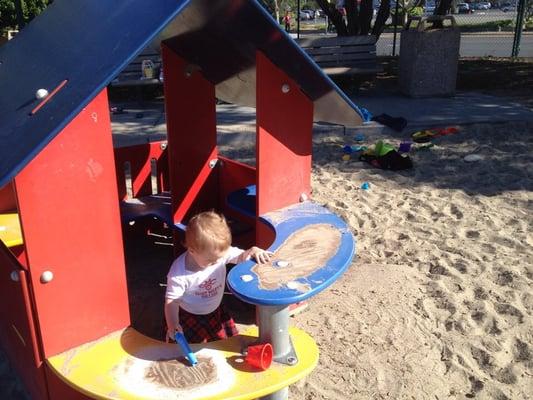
[46,326,318,400]
[0,213,23,248]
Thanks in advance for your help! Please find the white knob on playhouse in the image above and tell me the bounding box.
[40,270,54,283]
[281,83,290,93]
[35,88,49,99]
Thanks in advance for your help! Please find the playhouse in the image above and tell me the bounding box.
[0,1,362,399]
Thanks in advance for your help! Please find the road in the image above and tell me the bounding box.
[377,32,533,57]
[299,10,532,57]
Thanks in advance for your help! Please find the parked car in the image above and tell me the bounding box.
[456,3,472,13]
[302,8,316,19]
[477,2,491,10]
[299,10,312,20]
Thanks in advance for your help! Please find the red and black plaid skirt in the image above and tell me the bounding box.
[179,305,238,344]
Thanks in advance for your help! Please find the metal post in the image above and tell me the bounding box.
[257,305,291,359]
[261,388,289,400]
[257,305,291,400]
[512,0,526,57]
[392,0,400,56]
[297,0,301,39]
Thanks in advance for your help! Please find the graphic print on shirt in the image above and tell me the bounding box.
[196,278,223,299]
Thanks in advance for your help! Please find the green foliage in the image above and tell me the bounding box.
[409,6,424,16]
[1,0,50,31]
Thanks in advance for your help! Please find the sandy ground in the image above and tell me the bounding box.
[1,120,531,399]
[288,121,533,400]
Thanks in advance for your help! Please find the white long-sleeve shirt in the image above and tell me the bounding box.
[165,246,244,315]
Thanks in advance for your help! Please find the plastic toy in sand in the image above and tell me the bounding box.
[398,142,412,153]
[411,126,459,143]
[354,133,365,142]
[245,343,273,370]
[343,144,367,154]
[359,140,413,170]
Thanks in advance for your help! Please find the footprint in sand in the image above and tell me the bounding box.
[453,261,468,274]
[483,317,502,336]
[466,375,484,398]
[397,232,409,241]
[465,230,480,239]
[520,292,533,313]
[474,286,489,300]
[470,346,494,372]
[494,303,524,324]
[494,365,518,384]
[513,339,531,363]
[429,288,457,315]
[428,263,449,277]
[450,204,464,220]
[468,304,487,324]
[494,268,515,287]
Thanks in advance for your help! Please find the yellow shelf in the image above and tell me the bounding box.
[47,326,318,400]
[0,213,23,248]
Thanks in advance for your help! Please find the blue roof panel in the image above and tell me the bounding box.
[0,0,362,188]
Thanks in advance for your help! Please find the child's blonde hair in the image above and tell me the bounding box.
[185,211,232,254]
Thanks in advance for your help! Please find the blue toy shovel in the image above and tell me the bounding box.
[174,332,198,366]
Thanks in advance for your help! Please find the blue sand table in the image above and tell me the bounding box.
[227,201,355,306]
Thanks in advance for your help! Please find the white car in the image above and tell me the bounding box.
[477,2,491,10]
[299,10,312,20]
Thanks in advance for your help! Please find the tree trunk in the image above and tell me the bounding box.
[273,0,280,25]
[359,0,374,35]
[316,0,390,39]
[372,0,391,38]
[345,0,360,35]
[316,0,349,35]
[434,0,453,27]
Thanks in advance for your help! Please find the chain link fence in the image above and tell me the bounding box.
[376,1,531,57]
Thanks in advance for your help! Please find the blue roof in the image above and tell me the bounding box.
[0,0,363,188]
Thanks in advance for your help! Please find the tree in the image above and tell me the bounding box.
[315,0,392,39]
[0,0,51,32]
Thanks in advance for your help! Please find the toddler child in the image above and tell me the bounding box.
[164,210,271,343]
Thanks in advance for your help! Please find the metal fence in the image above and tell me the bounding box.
[377,1,531,57]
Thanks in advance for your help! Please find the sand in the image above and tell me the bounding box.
[1,120,531,399]
[287,120,533,399]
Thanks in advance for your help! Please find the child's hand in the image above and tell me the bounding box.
[245,246,273,264]
[166,325,183,343]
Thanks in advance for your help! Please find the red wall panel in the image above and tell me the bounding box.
[256,52,313,216]
[14,90,130,358]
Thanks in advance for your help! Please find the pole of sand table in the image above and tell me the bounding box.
[258,305,292,400]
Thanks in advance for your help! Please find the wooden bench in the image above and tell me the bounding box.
[110,46,162,88]
[297,35,380,76]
